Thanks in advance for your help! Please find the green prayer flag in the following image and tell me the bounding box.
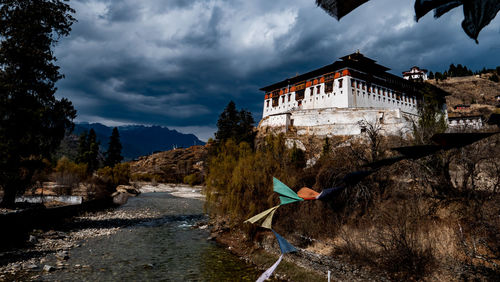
[273,177,303,205]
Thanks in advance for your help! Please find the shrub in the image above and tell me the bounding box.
[96,163,130,187]
[130,173,156,182]
[183,173,200,186]
[52,156,88,186]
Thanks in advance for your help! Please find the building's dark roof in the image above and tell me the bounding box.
[260,52,410,93]
[402,66,428,74]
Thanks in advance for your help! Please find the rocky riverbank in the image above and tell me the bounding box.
[210,224,391,282]
[0,183,205,281]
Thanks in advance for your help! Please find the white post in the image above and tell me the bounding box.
[328,270,331,282]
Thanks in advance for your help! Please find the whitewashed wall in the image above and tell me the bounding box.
[259,108,416,136]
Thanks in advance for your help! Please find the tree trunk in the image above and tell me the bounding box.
[0,184,17,208]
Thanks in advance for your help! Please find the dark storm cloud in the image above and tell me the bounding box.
[54,0,500,140]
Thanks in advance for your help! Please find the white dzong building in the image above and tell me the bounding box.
[258,52,424,136]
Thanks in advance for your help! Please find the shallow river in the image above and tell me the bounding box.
[40,192,262,281]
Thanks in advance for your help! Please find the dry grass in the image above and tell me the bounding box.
[429,75,500,108]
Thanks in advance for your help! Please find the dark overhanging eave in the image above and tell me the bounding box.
[259,60,393,93]
[259,61,345,92]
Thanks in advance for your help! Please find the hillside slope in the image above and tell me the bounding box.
[129,145,208,183]
[428,74,500,116]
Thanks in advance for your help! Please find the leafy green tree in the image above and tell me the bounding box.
[412,84,448,145]
[237,108,256,146]
[215,101,239,143]
[428,71,434,79]
[448,64,456,77]
[76,131,89,163]
[85,129,100,173]
[215,101,256,147]
[104,127,123,167]
[0,0,76,207]
[75,129,100,173]
[434,72,443,81]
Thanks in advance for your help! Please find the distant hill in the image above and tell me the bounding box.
[428,74,500,117]
[57,123,205,161]
[129,145,208,184]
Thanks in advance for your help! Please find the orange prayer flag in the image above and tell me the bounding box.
[297,187,320,200]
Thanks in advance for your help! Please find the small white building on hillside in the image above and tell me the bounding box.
[448,115,483,131]
[403,66,428,81]
[259,52,428,136]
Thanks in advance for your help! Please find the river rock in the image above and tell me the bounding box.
[28,235,38,244]
[25,264,39,270]
[116,185,141,196]
[44,230,67,239]
[112,191,129,205]
[56,250,69,261]
[43,265,54,272]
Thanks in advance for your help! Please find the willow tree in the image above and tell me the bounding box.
[0,0,76,207]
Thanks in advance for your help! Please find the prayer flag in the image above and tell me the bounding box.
[244,205,279,229]
[297,187,320,200]
[256,255,283,282]
[273,177,303,205]
[272,230,298,254]
[316,186,345,200]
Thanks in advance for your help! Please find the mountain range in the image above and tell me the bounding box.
[57,123,205,161]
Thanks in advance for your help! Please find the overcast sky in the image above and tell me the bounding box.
[54,0,500,141]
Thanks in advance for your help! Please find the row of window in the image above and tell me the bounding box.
[264,78,418,113]
[264,76,346,99]
[266,82,342,109]
[350,79,416,104]
[352,89,417,109]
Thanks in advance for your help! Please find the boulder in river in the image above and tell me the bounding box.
[43,265,54,272]
[116,185,141,196]
[111,191,129,205]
